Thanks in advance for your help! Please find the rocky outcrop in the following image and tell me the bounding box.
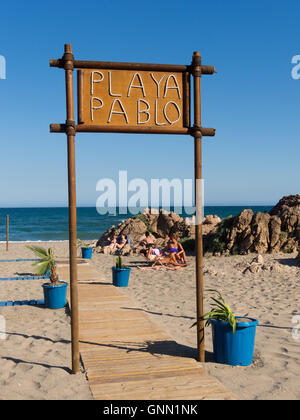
[240,255,287,274]
[95,209,220,254]
[269,195,300,231]
[204,195,300,255]
[96,216,147,248]
[296,251,300,266]
[95,195,300,256]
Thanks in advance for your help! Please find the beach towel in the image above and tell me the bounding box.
[137,265,184,271]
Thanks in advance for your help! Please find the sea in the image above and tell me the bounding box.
[0,206,273,242]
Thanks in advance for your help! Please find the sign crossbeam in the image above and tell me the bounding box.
[50,44,216,373]
[50,58,215,75]
[50,123,215,136]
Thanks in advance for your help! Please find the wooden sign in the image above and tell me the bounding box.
[78,69,190,131]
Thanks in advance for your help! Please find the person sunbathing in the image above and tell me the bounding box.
[133,231,155,249]
[164,233,187,265]
[115,234,127,250]
[144,246,163,262]
[107,235,118,251]
[138,249,186,269]
[152,252,185,267]
[140,246,186,267]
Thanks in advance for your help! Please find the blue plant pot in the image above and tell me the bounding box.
[42,281,68,309]
[81,247,93,259]
[210,316,259,366]
[112,266,131,287]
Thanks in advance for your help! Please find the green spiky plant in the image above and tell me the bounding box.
[76,238,91,248]
[191,289,237,334]
[26,246,59,285]
[116,256,125,269]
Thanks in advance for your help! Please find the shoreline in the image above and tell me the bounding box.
[0,205,275,245]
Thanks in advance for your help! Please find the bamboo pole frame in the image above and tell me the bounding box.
[49,44,215,371]
[192,51,205,362]
[77,70,84,125]
[50,124,215,136]
[50,58,215,75]
[63,44,80,374]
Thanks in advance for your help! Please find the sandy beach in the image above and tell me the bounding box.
[0,242,93,400]
[0,241,299,400]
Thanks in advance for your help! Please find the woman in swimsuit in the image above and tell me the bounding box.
[140,247,185,268]
[165,233,187,265]
[115,234,127,250]
[108,235,118,251]
[133,231,155,250]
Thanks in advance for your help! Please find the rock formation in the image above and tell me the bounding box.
[204,195,300,255]
[95,209,220,255]
[95,195,300,256]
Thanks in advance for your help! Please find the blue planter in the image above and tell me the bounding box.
[210,316,259,366]
[42,281,68,309]
[81,247,93,259]
[112,266,131,287]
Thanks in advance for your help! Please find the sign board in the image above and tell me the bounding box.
[78,69,190,131]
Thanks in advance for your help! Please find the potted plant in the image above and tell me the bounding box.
[191,289,258,366]
[112,256,131,287]
[26,246,68,309]
[77,239,93,259]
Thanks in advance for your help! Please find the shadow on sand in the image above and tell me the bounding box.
[79,337,215,361]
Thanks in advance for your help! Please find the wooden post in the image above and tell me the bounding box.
[192,51,205,362]
[77,70,84,124]
[6,215,9,252]
[63,44,80,374]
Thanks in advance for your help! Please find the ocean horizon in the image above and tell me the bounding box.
[0,205,274,242]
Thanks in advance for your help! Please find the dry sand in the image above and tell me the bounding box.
[0,242,92,400]
[91,250,300,400]
[0,241,299,400]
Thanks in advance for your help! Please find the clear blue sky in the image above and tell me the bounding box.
[0,0,299,207]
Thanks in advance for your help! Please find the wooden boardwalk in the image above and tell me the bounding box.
[57,261,237,400]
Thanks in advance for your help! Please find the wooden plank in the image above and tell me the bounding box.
[78,340,188,359]
[80,343,196,361]
[78,330,171,345]
[89,369,235,400]
[76,309,146,322]
[91,382,235,400]
[89,366,205,386]
[78,296,131,304]
[90,370,207,390]
[78,317,157,331]
[78,329,169,342]
[84,353,197,370]
[76,289,121,299]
